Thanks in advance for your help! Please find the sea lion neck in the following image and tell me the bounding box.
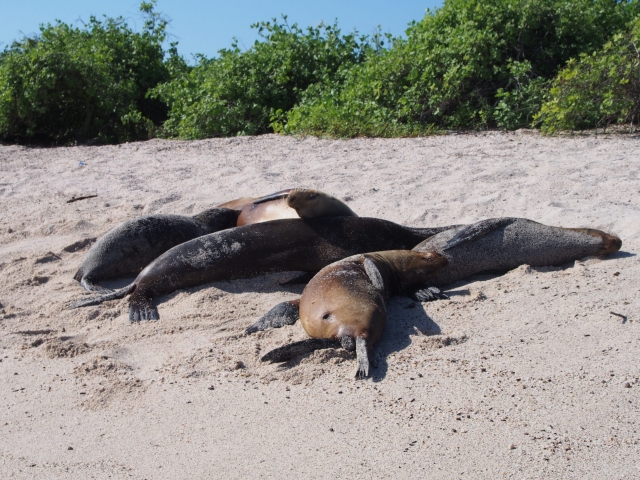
[364,251,447,294]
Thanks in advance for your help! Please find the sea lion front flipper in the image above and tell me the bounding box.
[364,258,385,292]
[443,218,517,251]
[252,189,292,205]
[411,286,449,302]
[261,338,342,363]
[279,272,317,285]
[246,300,300,334]
[355,336,370,379]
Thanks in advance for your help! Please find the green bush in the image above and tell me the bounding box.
[150,18,371,138]
[285,0,640,136]
[0,1,174,144]
[536,17,640,132]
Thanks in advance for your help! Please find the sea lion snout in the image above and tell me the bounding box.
[599,233,622,255]
[568,227,622,256]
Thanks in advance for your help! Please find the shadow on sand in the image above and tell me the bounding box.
[369,296,442,382]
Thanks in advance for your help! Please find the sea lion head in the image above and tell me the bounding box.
[299,261,387,348]
[299,251,446,349]
[287,188,356,218]
[569,228,622,256]
[597,231,622,255]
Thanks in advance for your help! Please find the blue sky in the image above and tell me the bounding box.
[0,1,443,60]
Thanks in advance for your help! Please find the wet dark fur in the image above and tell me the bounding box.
[72,217,458,320]
[412,217,622,289]
[74,208,240,292]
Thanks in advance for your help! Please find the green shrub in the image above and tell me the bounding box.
[0,1,174,144]
[286,0,640,136]
[536,17,640,132]
[150,18,370,138]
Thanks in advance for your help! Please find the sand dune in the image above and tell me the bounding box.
[0,132,639,478]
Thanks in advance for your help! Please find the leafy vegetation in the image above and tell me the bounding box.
[536,16,640,132]
[150,19,372,138]
[0,1,175,144]
[284,0,640,136]
[1,0,639,144]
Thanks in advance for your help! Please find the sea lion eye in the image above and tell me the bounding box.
[322,313,330,320]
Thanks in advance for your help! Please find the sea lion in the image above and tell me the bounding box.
[260,250,447,378]
[71,217,459,320]
[236,188,357,226]
[74,188,356,293]
[409,217,622,300]
[248,217,622,332]
[73,208,240,293]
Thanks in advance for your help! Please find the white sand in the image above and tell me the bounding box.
[0,132,639,478]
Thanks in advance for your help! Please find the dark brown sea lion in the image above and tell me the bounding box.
[409,217,622,300]
[71,217,458,321]
[74,189,356,293]
[73,208,240,293]
[260,250,447,378]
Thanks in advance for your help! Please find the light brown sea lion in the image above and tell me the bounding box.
[235,188,357,226]
[71,218,458,321]
[74,188,356,293]
[260,250,447,378]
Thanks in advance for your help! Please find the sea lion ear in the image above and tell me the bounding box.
[444,217,518,251]
[364,258,384,292]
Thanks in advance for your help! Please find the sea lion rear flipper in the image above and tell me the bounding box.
[355,336,369,379]
[70,284,135,309]
[261,338,342,363]
[80,276,115,294]
[246,300,300,334]
[129,295,159,322]
[411,286,449,302]
[443,218,517,251]
[279,272,318,285]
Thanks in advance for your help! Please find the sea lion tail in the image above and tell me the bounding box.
[69,284,135,309]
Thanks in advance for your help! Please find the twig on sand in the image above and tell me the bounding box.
[610,311,628,323]
[67,194,98,203]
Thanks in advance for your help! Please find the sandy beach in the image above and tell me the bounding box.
[0,131,639,478]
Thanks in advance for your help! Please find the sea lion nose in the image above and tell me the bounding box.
[600,233,622,255]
